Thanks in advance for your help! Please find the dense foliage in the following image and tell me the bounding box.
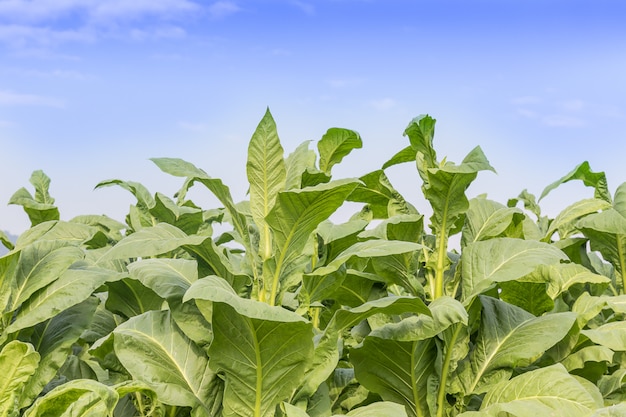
[1,110,625,417]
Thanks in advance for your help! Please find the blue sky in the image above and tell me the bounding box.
[1,0,625,235]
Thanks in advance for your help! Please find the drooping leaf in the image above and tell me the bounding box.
[318,128,362,175]
[127,258,198,301]
[22,379,118,417]
[114,310,219,413]
[544,198,612,240]
[14,221,101,250]
[581,321,626,351]
[150,192,203,235]
[461,238,567,302]
[99,223,208,262]
[285,141,317,190]
[105,278,164,319]
[9,171,60,227]
[347,170,414,219]
[540,161,611,203]
[0,231,15,251]
[0,341,40,416]
[461,198,523,247]
[247,108,286,259]
[6,265,122,334]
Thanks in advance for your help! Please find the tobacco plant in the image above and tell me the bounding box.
[1,110,625,417]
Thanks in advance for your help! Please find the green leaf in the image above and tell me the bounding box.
[590,404,626,417]
[318,128,362,175]
[14,221,101,250]
[265,179,360,304]
[150,192,203,235]
[127,258,198,301]
[342,401,409,417]
[99,223,208,261]
[347,170,413,219]
[582,321,626,351]
[9,241,84,311]
[479,364,599,417]
[461,198,523,247]
[382,145,416,170]
[524,263,611,299]
[23,379,118,417]
[0,231,15,251]
[351,336,435,417]
[114,310,219,412]
[9,171,60,227]
[186,276,314,417]
[18,298,98,409]
[453,296,577,395]
[498,280,554,316]
[545,198,612,240]
[461,238,567,302]
[577,207,626,293]
[0,341,40,416]
[5,265,122,334]
[285,141,317,190]
[540,161,611,203]
[562,345,614,376]
[247,108,286,259]
[105,278,164,319]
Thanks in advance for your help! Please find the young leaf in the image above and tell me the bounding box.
[9,171,60,227]
[247,108,286,260]
[318,128,362,175]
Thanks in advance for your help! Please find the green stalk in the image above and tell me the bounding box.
[167,405,177,417]
[617,235,626,295]
[437,324,462,417]
[434,231,448,299]
[410,342,425,417]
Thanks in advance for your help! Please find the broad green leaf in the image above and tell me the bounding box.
[9,241,84,311]
[18,298,99,409]
[317,218,368,263]
[105,278,164,319]
[150,157,207,178]
[127,258,198,301]
[507,189,542,219]
[498,280,554,316]
[318,128,362,175]
[95,178,155,209]
[14,220,100,250]
[183,239,251,292]
[545,198,612,240]
[540,161,611,203]
[403,115,437,181]
[247,108,286,259]
[186,276,314,417]
[6,265,122,334]
[114,310,219,412]
[0,251,19,315]
[582,321,626,351]
[590,404,626,417]
[293,296,431,402]
[368,296,467,341]
[150,192,203,235]
[461,238,567,302]
[347,170,413,219]
[597,369,626,402]
[461,198,522,247]
[99,223,208,261]
[23,379,118,417]
[351,336,435,417]
[265,179,360,303]
[578,208,626,293]
[113,381,166,417]
[285,141,317,190]
[460,365,599,417]
[562,345,614,373]
[453,296,577,395]
[283,401,409,417]
[524,263,611,299]
[0,341,40,416]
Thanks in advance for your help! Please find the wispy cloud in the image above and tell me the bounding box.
[0,24,95,46]
[368,98,396,110]
[0,90,65,108]
[512,94,587,128]
[2,67,92,80]
[207,1,241,19]
[542,115,586,128]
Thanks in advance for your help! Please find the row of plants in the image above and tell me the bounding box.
[1,109,625,416]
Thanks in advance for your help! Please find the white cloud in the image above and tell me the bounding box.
[129,25,186,41]
[559,99,584,112]
[369,98,396,110]
[207,1,241,19]
[0,24,95,46]
[0,90,65,107]
[542,115,586,128]
[511,96,542,105]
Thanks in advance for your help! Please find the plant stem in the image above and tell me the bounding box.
[434,232,448,299]
[437,324,462,417]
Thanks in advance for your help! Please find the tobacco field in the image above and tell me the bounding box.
[1,110,625,417]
